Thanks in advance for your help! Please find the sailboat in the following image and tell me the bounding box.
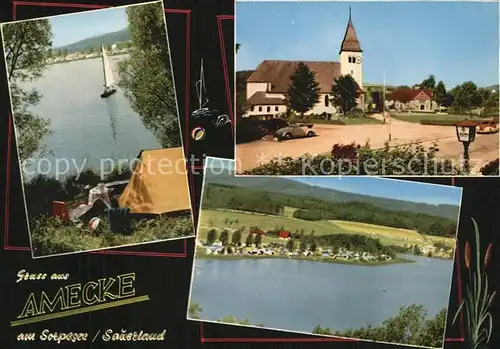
[192,59,230,126]
[100,43,117,98]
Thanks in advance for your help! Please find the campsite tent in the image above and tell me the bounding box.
[118,147,191,215]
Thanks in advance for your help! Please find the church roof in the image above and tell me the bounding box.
[247,91,284,105]
[247,60,341,94]
[390,89,433,102]
[339,8,362,54]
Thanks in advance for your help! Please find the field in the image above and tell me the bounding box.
[391,113,482,125]
[198,208,455,248]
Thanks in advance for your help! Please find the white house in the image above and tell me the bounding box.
[244,8,365,118]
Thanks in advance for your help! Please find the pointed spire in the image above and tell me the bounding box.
[339,7,362,54]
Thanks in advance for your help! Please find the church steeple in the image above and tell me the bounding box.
[339,7,362,54]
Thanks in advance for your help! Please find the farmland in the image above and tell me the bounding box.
[197,208,456,249]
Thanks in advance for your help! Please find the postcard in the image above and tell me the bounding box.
[1,0,195,258]
[188,157,466,348]
[234,1,499,176]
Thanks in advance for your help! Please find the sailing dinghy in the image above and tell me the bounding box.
[100,44,117,98]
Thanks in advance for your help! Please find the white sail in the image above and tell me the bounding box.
[101,44,115,87]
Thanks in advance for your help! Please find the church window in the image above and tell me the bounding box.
[324,95,329,107]
[251,106,255,111]
[351,70,354,75]
[348,56,352,63]
[267,106,271,112]
[258,106,262,112]
[275,106,279,111]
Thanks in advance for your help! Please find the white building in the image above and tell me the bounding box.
[244,8,365,118]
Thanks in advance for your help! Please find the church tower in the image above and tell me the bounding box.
[339,7,363,89]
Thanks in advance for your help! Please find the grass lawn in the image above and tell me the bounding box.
[391,113,482,125]
[289,117,384,125]
[198,209,345,244]
[426,235,457,248]
[283,206,299,218]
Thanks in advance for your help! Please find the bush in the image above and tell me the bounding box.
[420,119,459,126]
[346,108,366,118]
[243,141,466,175]
[236,118,265,144]
[480,158,499,176]
[30,214,193,257]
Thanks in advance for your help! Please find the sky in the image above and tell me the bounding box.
[48,6,128,47]
[236,1,499,88]
[205,158,463,206]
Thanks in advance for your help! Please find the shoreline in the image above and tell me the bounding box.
[195,253,416,266]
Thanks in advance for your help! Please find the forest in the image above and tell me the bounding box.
[202,183,458,237]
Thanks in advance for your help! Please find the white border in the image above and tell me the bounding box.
[233,0,500,177]
[186,156,464,349]
[0,0,196,259]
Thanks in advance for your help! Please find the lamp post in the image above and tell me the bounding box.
[455,120,478,173]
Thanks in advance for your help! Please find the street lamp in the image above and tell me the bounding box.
[455,120,478,172]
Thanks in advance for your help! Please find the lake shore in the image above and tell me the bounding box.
[195,253,416,266]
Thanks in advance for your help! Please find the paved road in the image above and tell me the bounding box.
[235,115,499,174]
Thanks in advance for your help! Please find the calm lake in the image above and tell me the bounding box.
[190,254,454,333]
[19,55,161,179]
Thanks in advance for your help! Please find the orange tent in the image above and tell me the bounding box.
[118,147,191,215]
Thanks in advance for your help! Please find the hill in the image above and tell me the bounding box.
[205,169,460,220]
[56,28,131,53]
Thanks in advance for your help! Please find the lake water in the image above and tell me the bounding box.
[18,55,162,179]
[190,254,454,334]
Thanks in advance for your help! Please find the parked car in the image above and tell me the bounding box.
[274,123,317,140]
[477,118,499,134]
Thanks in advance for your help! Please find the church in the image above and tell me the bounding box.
[244,9,365,118]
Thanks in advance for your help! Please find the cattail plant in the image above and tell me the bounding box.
[453,218,496,349]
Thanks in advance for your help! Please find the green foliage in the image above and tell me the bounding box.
[3,19,53,160]
[207,229,217,245]
[451,81,478,114]
[231,229,242,245]
[480,158,499,176]
[315,304,447,348]
[218,316,252,325]
[434,81,447,106]
[286,238,295,252]
[219,230,230,246]
[245,233,254,246]
[309,239,318,252]
[236,70,253,118]
[203,183,458,238]
[345,108,366,119]
[56,29,131,54]
[331,75,358,115]
[30,214,192,257]
[188,302,203,319]
[203,184,285,215]
[254,233,262,247]
[24,166,131,218]
[244,140,465,176]
[118,2,180,148]
[313,233,396,258]
[482,92,499,118]
[419,74,436,90]
[285,62,321,116]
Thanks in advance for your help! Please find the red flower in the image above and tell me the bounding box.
[465,242,471,269]
[484,243,493,267]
